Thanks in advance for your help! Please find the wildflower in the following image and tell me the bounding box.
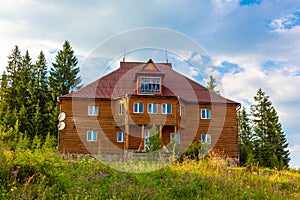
[11,169,19,174]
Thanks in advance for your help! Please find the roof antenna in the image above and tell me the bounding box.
[165,48,168,63]
[123,46,127,62]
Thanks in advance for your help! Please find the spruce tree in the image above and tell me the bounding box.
[250,88,290,169]
[207,74,220,94]
[49,40,81,97]
[238,107,253,166]
[49,41,82,135]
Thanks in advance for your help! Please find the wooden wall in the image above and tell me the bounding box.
[59,97,239,159]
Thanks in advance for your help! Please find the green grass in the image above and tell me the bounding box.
[1,150,300,200]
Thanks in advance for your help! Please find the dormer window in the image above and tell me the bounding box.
[139,77,161,93]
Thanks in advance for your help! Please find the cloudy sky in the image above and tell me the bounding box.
[0,0,300,167]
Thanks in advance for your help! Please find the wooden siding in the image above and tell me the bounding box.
[59,97,239,158]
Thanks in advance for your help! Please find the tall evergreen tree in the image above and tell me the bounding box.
[206,74,220,94]
[5,46,22,110]
[49,41,82,135]
[238,107,253,166]
[49,40,81,97]
[250,88,290,169]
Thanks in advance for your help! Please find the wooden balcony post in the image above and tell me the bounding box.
[159,125,162,138]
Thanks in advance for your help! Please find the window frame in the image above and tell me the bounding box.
[162,103,172,114]
[201,109,211,119]
[118,103,124,115]
[117,132,124,142]
[139,76,161,94]
[170,133,180,144]
[144,130,150,149]
[201,134,211,144]
[87,130,97,142]
[133,102,144,113]
[179,105,184,116]
[88,105,99,116]
[147,103,158,114]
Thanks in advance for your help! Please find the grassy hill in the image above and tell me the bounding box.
[1,144,300,200]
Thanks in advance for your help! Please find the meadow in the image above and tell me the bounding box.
[1,135,300,199]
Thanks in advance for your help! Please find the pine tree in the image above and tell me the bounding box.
[206,74,220,94]
[49,40,81,98]
[238,107,253,166]
[250,88,290,169]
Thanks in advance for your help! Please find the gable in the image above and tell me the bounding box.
[142,63,158,71]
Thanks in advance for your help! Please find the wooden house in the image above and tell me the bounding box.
[58,59,240,161]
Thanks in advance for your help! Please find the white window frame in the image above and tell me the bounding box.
[117,132,124,142]
[180,105,184,116]
[147,103,158,114]
[162,103,172,114]
[88,105,98,116]
[139,77,161,93]
[144,130,150,149]
[133,102,144,113]
[170,133,180,144]
[201,109,211,119]
[118,104,124,115]
[87,130,97,142]
[201,134,211,144]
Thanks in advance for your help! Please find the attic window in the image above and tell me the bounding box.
[139,77,161,93]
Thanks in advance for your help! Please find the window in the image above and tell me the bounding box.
[133,102,144,113]
[180,105,184,116]
[144,130,150,149]
[87,131,97,142]
[140,77,161,93]
[170,133,181,144]
[148,103,158,114]
[117,132,124,142]
[88,105,98,116]
[162,103,172,114]
[201,109,211,119]
[118,104,124,115]
[201,134,211,144]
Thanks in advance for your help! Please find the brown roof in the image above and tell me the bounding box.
[60,60,239,105]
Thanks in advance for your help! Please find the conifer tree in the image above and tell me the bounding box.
[5,46,22,110]
[238,107,253,166]
[49,40,81,97]
[250,88,290,169]
[207,74,220,94]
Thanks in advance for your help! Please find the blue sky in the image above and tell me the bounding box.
[0,0,299,168]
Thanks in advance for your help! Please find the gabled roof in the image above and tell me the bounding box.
[60,59,239,105]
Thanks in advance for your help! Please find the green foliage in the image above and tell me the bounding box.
[0,42,82,140]
[180,141,208,162]
[239,88,290,169]
[49,40,82,97]
[145,125,163,152]
[238,107,254,166]
[1,141,299,200]
[206,74,220,95]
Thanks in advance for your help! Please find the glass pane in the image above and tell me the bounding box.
[171,133,175,140]
[207,109,211,119]
[153,104,157,113]
[134,103,138,112]
[94,106,98,116]
[87,131,91,141]
[177,134,181,144]
[148,104,152,113]
[201,109,206,119]
[139,103,144,113]
[92,131,97,141]
[167,104,171,114]
[162,104,166,113]
[207,134,211,144]
[201,134,206,143]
